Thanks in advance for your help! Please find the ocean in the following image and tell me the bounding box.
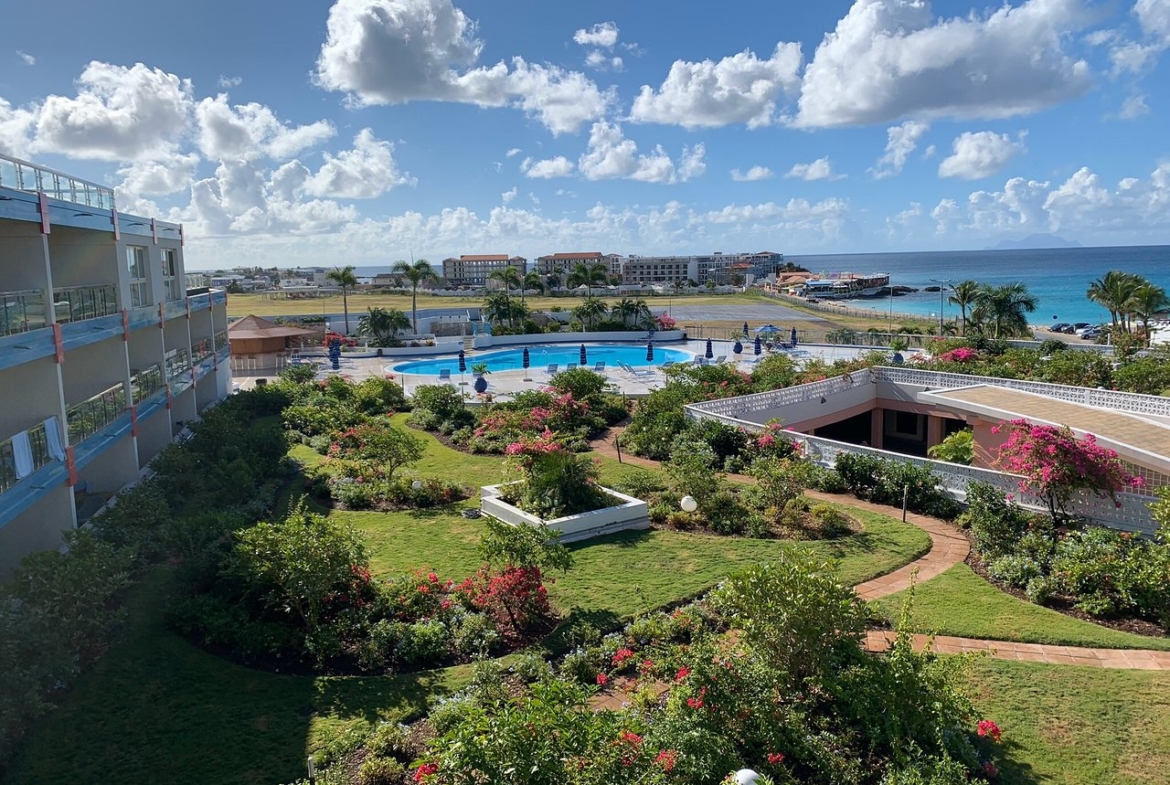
[785,245,1170,327]
[352,245,1170,327]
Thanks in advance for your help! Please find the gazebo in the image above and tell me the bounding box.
[227,314,314,372]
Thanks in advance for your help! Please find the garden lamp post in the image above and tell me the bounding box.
[680,495,698,513]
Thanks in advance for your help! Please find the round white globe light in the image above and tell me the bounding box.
[680,495,698,513]
[412,480,423,490]
[734,770,761,785]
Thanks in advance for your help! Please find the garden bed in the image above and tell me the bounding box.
[480,482,649,543]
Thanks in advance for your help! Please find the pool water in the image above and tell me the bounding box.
[393,343,694,376]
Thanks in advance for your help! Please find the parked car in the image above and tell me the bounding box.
[1049,322,1071,333]
[1073,322,1091,330]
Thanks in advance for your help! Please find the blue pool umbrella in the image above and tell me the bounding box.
[457,350,466,373]
[791,326,798,346]
[754,336,762,355]
[646,341,654,362]
[580,343,588,365]
[705,339,713,359]
[756,324,781,335]
[743,321,749,336]
[522,347,530,370]
[733,340,743,355]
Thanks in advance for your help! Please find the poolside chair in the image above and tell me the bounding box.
[592,361,606,375]
[545,363,559,376]
[660,361,675,371]
[438,369,453,385]
[713,355,727,364]
[567,363,577,371]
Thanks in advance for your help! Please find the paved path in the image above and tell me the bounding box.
[591,426,1170,669]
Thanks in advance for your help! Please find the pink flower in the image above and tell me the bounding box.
[413,762,438,782]
[596,672,609,686]
[767,752,785,765]
[654,749,678,772]
[675,666,691,681]
[977,719,1002,743]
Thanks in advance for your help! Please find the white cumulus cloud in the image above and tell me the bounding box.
[195,94,336,160]
[315,0,612,134]
[116,153,201,198]
[871,120,930,179]
[0,98,35,157]
[577,121,703,184]
[784,157,843,181]
[938,131,1027,180]
[17,51,35,66]
[1119,93,1150,119]
[31,61,193,161]
[501,186,517,203]
[573,22,619,48]
[521,156,575,179]
[304,128,415,198]
[584,51,624,71]
[794,0,1093,128]
[731,165,774,182]
[630,44,803,129]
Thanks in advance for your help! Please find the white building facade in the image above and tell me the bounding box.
[0,154,233,575]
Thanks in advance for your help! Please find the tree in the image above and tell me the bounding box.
[545,272,561,290]
[483,290,528,331]
[572,295,609,330]
[993,419,1141,521]
[325,265,360,335]
[972,282,1037,338]
[521,271,545,304]
[948,279,980,335]
[566,262,608,296]
[391,259,439,334]
[1128,281,1168,344]
[1087,270,1141,334]
[357,306,411,347]
[488,265,522,296]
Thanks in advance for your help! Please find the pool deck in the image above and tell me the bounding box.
[232,340,879,397]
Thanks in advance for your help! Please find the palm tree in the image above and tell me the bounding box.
[391,259,439,335]
[546,273,561,291]
[325,265,360,335]
[1088,271,1142,334]
[573,295,609,330]
[1128,282,1169,344]
[610,297,638,326]
[521,271,545,305]
[948,279,980,335]
[972,282,1038,338]
[357,306,411,347]
[488,265,522,295]
[482,290,514,330]
[566,262,608,296]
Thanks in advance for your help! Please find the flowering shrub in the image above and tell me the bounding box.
[654,313,677,330]
[992,420,1141,521]
[465,390,608,454]
[322,331,358,348]
[936,347,980,363]
[455,566,553,642]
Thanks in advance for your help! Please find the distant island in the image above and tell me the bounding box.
[988,233,1082,251]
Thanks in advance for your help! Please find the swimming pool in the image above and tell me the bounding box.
[392,343,694,376]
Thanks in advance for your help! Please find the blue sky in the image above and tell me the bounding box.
[1,0,1169,269]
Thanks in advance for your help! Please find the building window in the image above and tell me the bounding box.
[161,249,181,301]
[127,246,150,308]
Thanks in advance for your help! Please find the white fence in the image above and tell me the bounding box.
[473,329,685,349]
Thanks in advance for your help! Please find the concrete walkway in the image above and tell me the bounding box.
[589,426,1170,669]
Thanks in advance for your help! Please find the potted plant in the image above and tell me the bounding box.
[471,361,491,393]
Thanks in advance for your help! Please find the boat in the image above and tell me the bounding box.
[801,273,890,300]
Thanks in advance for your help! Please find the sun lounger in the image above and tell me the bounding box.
[567,363,577,371]
[438,369,454,386]
[545,363,559,376]
[713,355,727,364]
[592,361,606,375]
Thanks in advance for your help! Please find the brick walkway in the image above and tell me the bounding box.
[591,426,1170,670]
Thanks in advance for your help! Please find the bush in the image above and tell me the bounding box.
[409,385,475,431]
[1049,527,1169,622]
[398,619,450,666]
[511,447,610,520]
[959,482,1032,560]
[356,755,405,785]
[987,554,1045,589]
[614,468,666,500]
[808,503,855,538]
[455,566,554,642]
[548,367,607,399]
[927,430,973,466]
[834,453,959,518]
[353,376,406,414]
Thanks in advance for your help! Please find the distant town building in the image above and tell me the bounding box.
[535,252,603,276]
[441,255,527,286]
[619,251,784,286]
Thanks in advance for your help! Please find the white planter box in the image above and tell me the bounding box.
[479,483,649,543]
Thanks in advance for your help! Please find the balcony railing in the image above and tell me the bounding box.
[131,364,164,404]
[165,348,191,383]
[53,284,119,324]
[0,421,55,495]
[66,383,128,445]
[213,330,228,352]
[0,153,116,210]
[1,289,47,337]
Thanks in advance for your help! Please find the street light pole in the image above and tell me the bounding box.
[930,278,953,334]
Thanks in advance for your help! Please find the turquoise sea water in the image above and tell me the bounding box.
[393,343,693,375]
[785,245,1170,326]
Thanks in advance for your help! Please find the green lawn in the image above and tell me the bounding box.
[970,658,1170,785]
[872,563,1170,651]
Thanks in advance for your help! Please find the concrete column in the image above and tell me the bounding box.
[870,408,884,449]
[927,414,945,450]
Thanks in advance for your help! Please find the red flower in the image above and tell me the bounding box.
[428,572,438,583]
[413,762,438,782]
[596,672,609,686]
[983,761,999,779]
[977,719,1002,743]
[612,647,635,666]
[654,749,678,772]
[640,659,654,672]
[618,730,642,747]
[686,696,704,710]
[767,752,785,765]
[675,666,691,681]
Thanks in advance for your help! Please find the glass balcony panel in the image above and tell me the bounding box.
[66,383,128,445]
[0,289,46,337]
[0,422,54,494]
[52,284,119,324]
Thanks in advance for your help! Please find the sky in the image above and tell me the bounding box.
[1,0,1170,270]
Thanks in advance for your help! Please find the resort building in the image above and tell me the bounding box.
[534,252,606,277]
[441,254,527,287]
[620,251,785,286]
[0,154,232,576]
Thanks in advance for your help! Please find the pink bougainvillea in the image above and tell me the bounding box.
[936,347,979,363]
[993,419,1141,520]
